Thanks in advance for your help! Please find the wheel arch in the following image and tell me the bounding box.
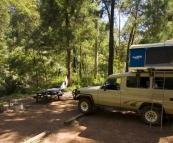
[76,94,94,104]
[139,102,164,112]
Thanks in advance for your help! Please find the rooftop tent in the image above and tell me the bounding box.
[129,40,173,71]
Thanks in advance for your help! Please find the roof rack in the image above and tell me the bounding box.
[130,67,173,77]
[129,67,173,72]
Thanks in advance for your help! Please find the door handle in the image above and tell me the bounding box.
[170,98,173,101]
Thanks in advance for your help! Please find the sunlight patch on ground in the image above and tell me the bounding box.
[14,118,26,121]
[4,118,25,122]
[49,118,60,122]
[50,102,58,106]
[52,110,58,113]
[59,105,66,108]
[0,132,19,143]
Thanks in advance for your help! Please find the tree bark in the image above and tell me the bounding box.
[79,46,82,79]
[125,1,139,72]
[67,49,72,86]
[73,48,77,72]
[118,6,121,72]
[94,20,98,79]
[108,0,115,76]
[125,27,133,72]
[66,0,72,86]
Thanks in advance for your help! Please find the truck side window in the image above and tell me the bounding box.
[102,78,121,90]
[126,76,150,88]
[165,77,173,90]
[153,77,173,90]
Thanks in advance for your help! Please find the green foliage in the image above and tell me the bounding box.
[0,0,10,38]
[0,0,172,96]
[138,0,169,43]
[65,85,78,92]
[70,71,105,88]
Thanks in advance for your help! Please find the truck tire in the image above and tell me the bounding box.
[78,98,93,115]
[140,106,162,125]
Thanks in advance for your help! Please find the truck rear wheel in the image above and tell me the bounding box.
[140,106,162,125]
[78,98,93,114]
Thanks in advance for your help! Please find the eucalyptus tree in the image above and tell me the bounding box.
[101,0,116,75]
[4,0,45,92]
[140,0,169,43]
[0,0,11,89]
[73,1,100,81]
[0,0,19,93]
[120,0,171,72]
[120,0,144,72]
[7,0,66,90]
[40,0,99,85]
[97,22,110,77]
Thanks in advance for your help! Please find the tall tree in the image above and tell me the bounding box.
[140,0,168,43]
[40,0,98,85]
[94,20,99,79]
[102,0,115,75]
[121,0,144,72]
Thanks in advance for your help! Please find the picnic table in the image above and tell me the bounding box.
[33,88,64,102]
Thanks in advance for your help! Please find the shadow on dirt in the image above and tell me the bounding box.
[77,108,173,143]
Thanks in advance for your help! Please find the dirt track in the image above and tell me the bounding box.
[1,92,173,143]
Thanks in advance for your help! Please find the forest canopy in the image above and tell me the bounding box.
[0,0,172,95]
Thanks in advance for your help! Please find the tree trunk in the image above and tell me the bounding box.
[125,1,138,72]
[67,49,72,86]
[108,0,115,76]
[118,7,121,72]
[66,0,72,86]
[33,56,39,89]
[79,46,82,79]
[94,20,98,79]
[125,26,134,72]
[73,48,77,72]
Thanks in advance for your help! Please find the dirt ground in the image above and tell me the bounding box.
[1,92,173,143]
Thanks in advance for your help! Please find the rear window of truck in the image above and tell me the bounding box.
[126,76,150,88]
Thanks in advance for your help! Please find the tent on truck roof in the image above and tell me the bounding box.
[129,40,173,71]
